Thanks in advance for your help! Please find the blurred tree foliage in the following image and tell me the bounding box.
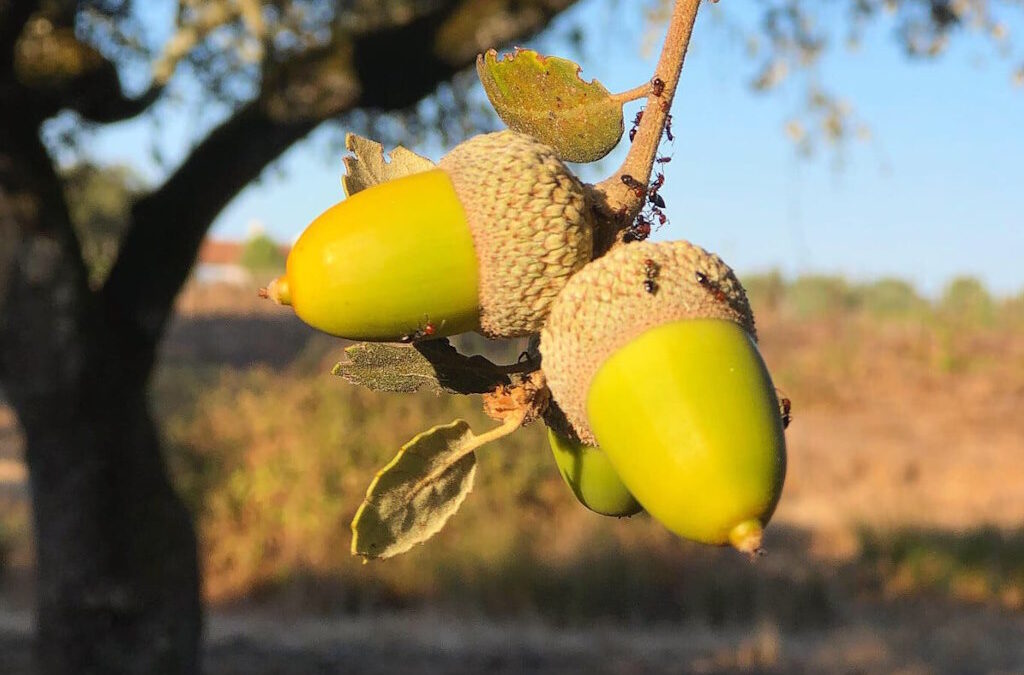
[941,275,996,325]
[859,278,929,319]
[240,232,286,275]
[673,0,1024,153]
[61,162,142,287]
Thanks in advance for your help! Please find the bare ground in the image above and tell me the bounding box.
[1,285,1022,673]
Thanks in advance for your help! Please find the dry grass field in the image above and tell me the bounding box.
[1,279,1022,674]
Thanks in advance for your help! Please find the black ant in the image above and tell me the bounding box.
[664,113,674,142]
[624,215,651,242]
[651,77,665,97]
[655,156,672,164]
[629,109,644,142]
[642,258,660,295]
[694,271,727,303]
[647,173,666,209]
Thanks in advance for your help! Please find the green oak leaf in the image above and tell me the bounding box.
[351,420,478,560]
[331,340,510,395]
[476,48,624,163]
[342,133,435,197]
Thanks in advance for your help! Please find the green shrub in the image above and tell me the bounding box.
[857,278,928,319]
[784,275,856,318]
[240,234,286,275]
[742,270,786,313]
[940,276,995,326]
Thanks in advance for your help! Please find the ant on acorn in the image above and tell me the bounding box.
[642,258,660,295]
[399,316,443,343]
[694,271,728,303]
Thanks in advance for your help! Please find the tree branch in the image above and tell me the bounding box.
[101,0,582,368]
[0,0,37,75]
[591,0,703,252]
[100,102,316,368]
[0,101,93,394]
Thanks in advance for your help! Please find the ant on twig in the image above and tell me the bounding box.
[621,174,647,199]
[629,109,644,142]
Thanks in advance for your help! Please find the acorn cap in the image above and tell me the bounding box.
[440,131,593,337]
[540,240,755,445]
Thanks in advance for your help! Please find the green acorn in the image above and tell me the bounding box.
[548,428,643,518]
[540,240,786,553]
[267,131,593,340]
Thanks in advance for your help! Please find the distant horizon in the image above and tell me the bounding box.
[201,232,1022,300]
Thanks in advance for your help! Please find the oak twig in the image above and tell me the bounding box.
[591,0,703,254]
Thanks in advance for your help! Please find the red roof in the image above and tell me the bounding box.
[197,239,290,265]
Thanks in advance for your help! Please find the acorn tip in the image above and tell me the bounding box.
[729,519,765,560]
[265,276,291,306]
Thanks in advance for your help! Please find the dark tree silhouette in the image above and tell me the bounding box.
[0,2,577,672]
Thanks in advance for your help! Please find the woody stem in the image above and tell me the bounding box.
[591,0,703,254]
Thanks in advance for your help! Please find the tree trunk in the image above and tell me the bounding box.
[0,98,201,674]
[20,372,202,675]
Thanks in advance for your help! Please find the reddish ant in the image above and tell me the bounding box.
[621,174,646,199]
[694,271,727,303]
[642,258,660,295]
[779,396,792,429]
[643,258,660,278]
[625,215,651,242]
[647,173,667,209]
[400,316,442,343]
[655,156,672,164]
[629,109,644,142]
[651,77,665,97]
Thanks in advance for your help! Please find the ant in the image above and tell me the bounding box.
[655,156,672,164]
[779,396,792,429]
[629,109,644,142]
[621,174,646,199]
[694,270,727,303]
[624,215,651,242]
[651,77,665,97]
[647,173,666,209]
[642,258,660,295]
[664,113,674,142]
[399,316,442,343]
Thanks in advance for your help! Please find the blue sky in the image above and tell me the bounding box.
[80,0,1024,297]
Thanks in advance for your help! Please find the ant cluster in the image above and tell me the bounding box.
[623,77,675,243]
[642,258,660,295]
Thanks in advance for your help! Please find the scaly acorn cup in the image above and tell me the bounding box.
[266,131,593,340]
[548,428,643,518]
[540,241,787,554]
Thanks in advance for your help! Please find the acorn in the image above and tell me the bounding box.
[266,131,593,340]
[548,428,642,518]
[540,240,786,553]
